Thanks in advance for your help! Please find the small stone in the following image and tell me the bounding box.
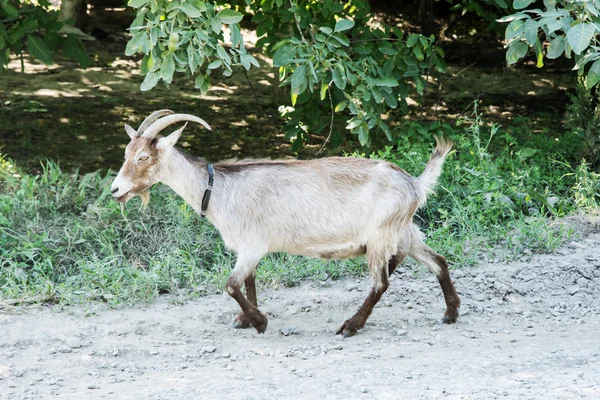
[395,329,408,337]
[331,344,343,350]
[326,317,333,323]
[452,270,465,279]
[568,286,580,296]
[524,332,535,337]
[346,284,358,292]
[279,327,299,336]
[87,385,99,390]
[202,346,217,354]
[568,241,586,249]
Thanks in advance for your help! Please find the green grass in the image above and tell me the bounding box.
[1,109,599,305]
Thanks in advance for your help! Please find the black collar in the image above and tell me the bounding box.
[200,164,214,218]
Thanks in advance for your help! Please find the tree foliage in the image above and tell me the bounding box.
[0,0,90,70]
[125,0,446,148]
[500,0,600,89]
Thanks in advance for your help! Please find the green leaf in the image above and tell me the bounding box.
[379,46,397,56]
[290,64,308,95]
[217,9,243,25]
[505,19,524,42]
[320,82,328,100]
[505,41,528,64]
[180,2,202,18]
[319,26,333,35]
[331,33,350,47]
[567,23,596,55]
[27,35,53,65]
[358,124,369,146]
[140,71,160,91]
[406,34,419,47]
[216,45,230,64]
[586,59,600,89]
[125,31,146,56]
[332,63,346,90]
[346,118,361,130]
[375,77,399,87]
[207,59,222,69]
[546,35,565,59]
[194,74,210,93]
[518,147,536,158]
[334,19,354,33]
[523,19,538,45]
[239,53,251,70]
[512,0,535,10]
[2,1,19,17]
[273,46,296,67]
[379,121,393,141]
[160,53,175,83]
[128,0,149,8]
[334,101,347,112]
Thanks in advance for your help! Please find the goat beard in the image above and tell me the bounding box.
[138,190,150,209]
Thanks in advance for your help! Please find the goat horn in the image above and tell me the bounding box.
[141,114,212,139]
[136,109,175,136]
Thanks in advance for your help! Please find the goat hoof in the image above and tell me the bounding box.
[442,307,459,324]
[336,319,359,338]
[252,313,268,334]
[233,313,253,329]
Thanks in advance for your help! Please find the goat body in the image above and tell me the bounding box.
[111,111,460,337]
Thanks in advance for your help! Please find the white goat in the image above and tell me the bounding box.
[111,110,460,337]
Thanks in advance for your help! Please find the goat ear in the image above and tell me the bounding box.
[157,122,188,150]
[124,124,137,140]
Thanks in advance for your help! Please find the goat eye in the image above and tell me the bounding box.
[138,155,149,161]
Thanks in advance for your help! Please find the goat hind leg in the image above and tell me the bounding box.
[409,240,460,323]
[233,274,257,329]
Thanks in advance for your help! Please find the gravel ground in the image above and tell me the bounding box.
[1,233,600,399]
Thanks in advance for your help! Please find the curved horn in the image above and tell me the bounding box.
[136,109,175,136]
[141,114,212,139]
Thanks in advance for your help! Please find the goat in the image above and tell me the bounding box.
[110,110,460,337]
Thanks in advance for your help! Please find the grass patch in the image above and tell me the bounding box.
[2,109,599,305]
[373,105,600,265]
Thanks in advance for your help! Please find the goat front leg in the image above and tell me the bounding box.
[233,274,257,329]
[226,254,267,333]
[337,251,402,338]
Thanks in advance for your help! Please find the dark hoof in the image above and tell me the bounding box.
[336,319,360,338]
[233,313,253,329]
[442,307,459,324]
[253,313,268,334]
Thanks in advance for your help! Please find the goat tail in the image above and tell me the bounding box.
[416,136,452,205]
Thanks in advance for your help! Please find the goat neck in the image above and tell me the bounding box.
[160,148,212,216]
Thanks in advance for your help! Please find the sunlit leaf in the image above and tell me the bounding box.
[217,9,243,25]
[566,23,596,55]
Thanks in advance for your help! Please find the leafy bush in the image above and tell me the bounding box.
[373,105,597,263]
[125,0,445,148]
[0,0,90,70]
[500,0,600,88]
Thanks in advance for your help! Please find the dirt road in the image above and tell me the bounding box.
[2,234,600,399]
